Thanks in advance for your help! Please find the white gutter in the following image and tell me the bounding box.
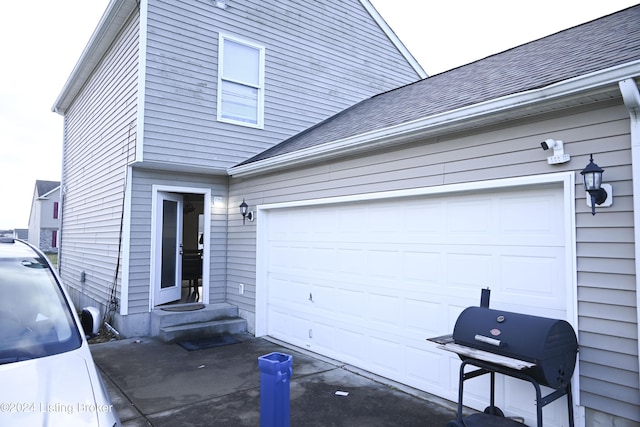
[618,78,640,388]
[229,60,640,178]
[359,0,427,79]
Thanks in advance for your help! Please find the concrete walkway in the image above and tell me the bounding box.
[90,334,462,426]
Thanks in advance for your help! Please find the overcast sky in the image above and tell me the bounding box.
[0,0,636,229]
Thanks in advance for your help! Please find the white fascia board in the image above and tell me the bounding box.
[359,0,427,79]
[229,60,640,178]
[39,186,61,199]
[52,0,138,114]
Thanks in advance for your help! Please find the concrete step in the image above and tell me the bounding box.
[158,318,247,343]
[151,303,246,342]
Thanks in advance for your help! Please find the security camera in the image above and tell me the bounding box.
[540,139,570,164]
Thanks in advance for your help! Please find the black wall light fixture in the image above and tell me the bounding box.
[239,199,254,224]
[580,154,611,215]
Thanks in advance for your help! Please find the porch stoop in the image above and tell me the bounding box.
[150,303,247,342]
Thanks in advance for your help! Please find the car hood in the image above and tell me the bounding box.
[0,348,112,426]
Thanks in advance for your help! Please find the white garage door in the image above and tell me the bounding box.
[262,184,573,426]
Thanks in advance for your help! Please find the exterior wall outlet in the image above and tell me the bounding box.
[239,283,244,295]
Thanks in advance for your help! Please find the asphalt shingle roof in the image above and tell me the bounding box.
[35,180,60,197]
[239,5,640,166]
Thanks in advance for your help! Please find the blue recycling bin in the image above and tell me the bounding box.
[258,352,293,427]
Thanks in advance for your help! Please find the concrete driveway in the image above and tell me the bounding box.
[90,334,462,426]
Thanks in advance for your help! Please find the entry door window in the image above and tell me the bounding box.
[161,200,178,288]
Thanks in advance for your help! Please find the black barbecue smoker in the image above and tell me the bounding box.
[429,289,578,427]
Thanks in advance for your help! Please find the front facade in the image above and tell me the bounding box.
[52,1,423,332]
[227,7,640,427]
[27,180,60,253]
[53,1,639,426]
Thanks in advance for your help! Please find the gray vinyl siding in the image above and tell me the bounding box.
[126,168,229,314]
[59,10,139,309]
[228,100,639,422]
[140,0,421,170]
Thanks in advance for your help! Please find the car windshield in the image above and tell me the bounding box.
[0,256,81,364]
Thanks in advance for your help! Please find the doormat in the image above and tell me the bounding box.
[161,303,205,312]
[177,335,241,351]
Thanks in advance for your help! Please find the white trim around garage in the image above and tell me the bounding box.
[255,172,580,411]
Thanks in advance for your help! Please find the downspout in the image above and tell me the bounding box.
[618,78,640,386]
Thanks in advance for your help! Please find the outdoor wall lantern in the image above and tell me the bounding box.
[239,199,254,224]
[580,154,612,215]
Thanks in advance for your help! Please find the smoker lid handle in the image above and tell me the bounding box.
[475,334,503,347]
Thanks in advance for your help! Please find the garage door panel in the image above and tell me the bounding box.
[268,309,291,337]
[335,328,368,363]
[335,288,367,318]
[269,275,310,307]
[406,345,448,389]
[404,250,443,284]
[264,185,569,427]
[405,299,442,335]
[309,247,337,272]
[500,195,563,237]
[447,199,493,235]
[270,244,310,273]
[367,249,402,278]
[369,336,404,376]
[406,203,443,233]
[446,252,493,289]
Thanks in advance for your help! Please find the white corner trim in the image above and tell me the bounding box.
[619,77,640,390]
[136,0,148,163]
[120,166,133,316]
[358,0,427,79]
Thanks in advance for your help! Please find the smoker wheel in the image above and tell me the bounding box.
[484,406,505,417]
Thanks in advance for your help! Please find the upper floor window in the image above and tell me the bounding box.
[217,34,265,128]
[53,202,59,219]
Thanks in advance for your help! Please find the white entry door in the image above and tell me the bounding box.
[262,184,573,427]
[155,192,183,305]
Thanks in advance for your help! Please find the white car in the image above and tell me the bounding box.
[0,238,120,426]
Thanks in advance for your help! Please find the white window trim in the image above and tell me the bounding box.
[217,33,265,129]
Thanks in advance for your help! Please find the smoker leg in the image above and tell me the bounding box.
[566,383,574,427]
[456,361,467,421]
[490,370,495,410]
[532,380,543,427]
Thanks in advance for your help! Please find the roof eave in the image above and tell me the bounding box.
[51,0,138,115]
[228,61,640,178]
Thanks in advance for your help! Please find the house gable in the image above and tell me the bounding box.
[138,0,426,172]
[230,5,640,175]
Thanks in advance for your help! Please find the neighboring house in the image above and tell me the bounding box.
[225,6,640,427]
[27,180,60,253]
[13,229,28,240]
[52,1,639,426]
[52,2,422,335]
